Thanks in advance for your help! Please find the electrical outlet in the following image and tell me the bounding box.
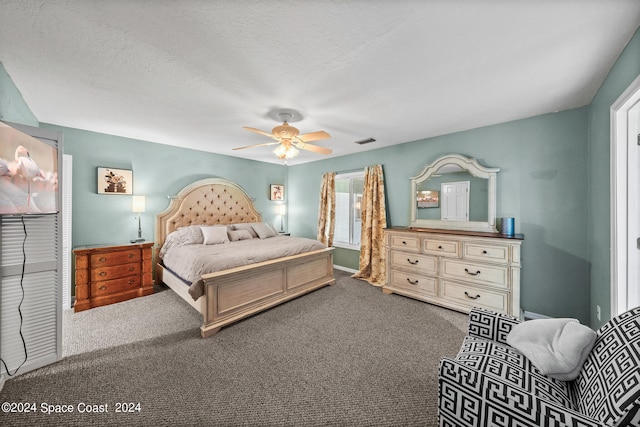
[596,305,601,322]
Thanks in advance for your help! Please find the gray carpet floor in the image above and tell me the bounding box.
[0,270,467,426]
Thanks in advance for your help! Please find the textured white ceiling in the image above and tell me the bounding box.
[1,0,639,165]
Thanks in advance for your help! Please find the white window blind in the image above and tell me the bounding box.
[334,171,364,250]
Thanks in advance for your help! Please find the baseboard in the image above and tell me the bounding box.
[333,265,357,274]
[523,311,552,320]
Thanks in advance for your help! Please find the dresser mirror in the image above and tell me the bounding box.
[409,154,500,232]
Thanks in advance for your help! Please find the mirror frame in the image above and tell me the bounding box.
[410,153,500,233]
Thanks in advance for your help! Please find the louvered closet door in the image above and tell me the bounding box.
[1,215,61,375]
[0,123,62,379]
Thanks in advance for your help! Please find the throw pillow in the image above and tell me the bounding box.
[201,226,230,245]
[252,222,277,239]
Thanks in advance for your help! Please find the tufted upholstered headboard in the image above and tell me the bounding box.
[155,178,262,250]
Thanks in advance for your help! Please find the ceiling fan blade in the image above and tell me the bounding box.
[298,131,330,142]
[294,142,333,155]
[243,126,277,139]
[233,142,279,150]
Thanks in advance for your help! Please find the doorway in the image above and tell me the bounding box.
[611,74,640,315]
[441,181,469,221]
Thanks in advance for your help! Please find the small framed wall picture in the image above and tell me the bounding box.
[416,190,439,208]
[97,167,133,195]
[270,184,284,201]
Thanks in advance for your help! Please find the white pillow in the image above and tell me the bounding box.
[507,318,596,381]
[232,223,259,238]
[159,230,181,259]
[177,225,204,245]
[228,229,253,242]
[252,222,277,239]
[201,226,230,245]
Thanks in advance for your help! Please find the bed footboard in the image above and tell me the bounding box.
[199,248,335,337]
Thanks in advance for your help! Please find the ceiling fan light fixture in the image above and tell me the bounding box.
[273,144,299,160]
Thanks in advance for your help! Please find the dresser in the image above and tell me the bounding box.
[383,227,523,317]
[73,242,154,312]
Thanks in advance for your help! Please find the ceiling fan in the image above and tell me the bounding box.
[234,111,332,160]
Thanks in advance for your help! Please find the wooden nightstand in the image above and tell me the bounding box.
[73,242,154,312]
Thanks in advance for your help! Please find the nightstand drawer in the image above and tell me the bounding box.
[91,249,140,267]
[390,251,437,275]
[91,275,141,297]
[91,262,141,282]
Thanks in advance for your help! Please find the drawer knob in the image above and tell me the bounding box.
[482,250,488,255]
[402,241,407,245]
[407,258,419,265]
[464,291,480,300]
[99,257,106,262]
[99,271,107,276]
[128,254,134,258]
[406,278,419,285]
[99,285,107,291]
[128,280,134,284]
[464,268,481,276]
[129,266,135,271]
[438,245,443,250]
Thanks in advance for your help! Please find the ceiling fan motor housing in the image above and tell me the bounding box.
[272,122,300,140]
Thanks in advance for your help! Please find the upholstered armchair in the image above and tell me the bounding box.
[438,307,640,427]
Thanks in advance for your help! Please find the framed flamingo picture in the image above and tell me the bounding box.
[0,121,59,215]
[97,167,133,195]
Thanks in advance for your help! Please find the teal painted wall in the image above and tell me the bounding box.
[289,107,590,322]
[588,28,640,328]
[0,62,38,127]
[40,124,287,249]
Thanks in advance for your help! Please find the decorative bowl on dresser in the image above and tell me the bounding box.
[73,242,154,312]
[383,227,523,318]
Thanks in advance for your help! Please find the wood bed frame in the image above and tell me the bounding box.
[155,178,335,338]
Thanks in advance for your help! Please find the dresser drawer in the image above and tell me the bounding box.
[91,262,141,282]
[464,242,509,265]
[442,259,508,290]
[423,238,460,257]
[389,234,420,252]
[389,270,437,297]
[390,251,437,275]
[91,275,141,297]
[441,280,508,313]
[91,249,140,267]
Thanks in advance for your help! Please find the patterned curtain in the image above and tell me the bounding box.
[317,172,336,247]
[352,165,387,286]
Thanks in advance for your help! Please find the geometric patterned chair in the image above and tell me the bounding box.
[438,306,640,427]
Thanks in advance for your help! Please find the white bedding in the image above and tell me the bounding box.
[161,232,327,300]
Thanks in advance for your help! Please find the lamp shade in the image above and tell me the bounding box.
[278,204,286,216]
[132,195,146,213]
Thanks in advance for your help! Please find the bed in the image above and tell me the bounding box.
[155,178,335,337]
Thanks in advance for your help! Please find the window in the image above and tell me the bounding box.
[334,171,364,249]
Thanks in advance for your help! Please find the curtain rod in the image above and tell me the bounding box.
[338,168,363,174]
